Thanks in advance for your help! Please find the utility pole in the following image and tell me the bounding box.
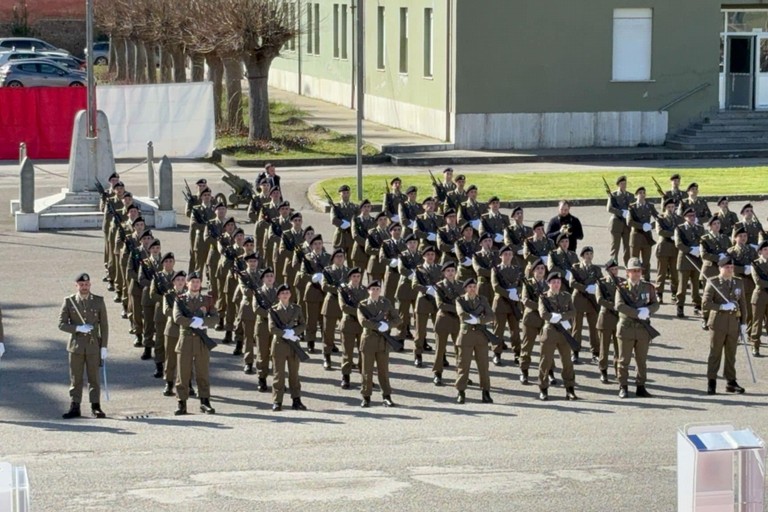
[355,0,364,201]
[85,0,96,138]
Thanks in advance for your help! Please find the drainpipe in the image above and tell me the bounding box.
[445,0,453,143]
[298,0,303,94]
[351,0,356,108]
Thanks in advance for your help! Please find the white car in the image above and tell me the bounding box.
[0,37,70,56]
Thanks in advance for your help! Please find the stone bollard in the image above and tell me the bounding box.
[19,142,26,164]
[147,141,156,199]
[19,157,34,214]
[153,155,176,229]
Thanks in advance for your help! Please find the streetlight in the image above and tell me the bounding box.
[355,0,364,201]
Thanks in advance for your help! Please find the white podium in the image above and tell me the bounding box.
[677,424,765,512]
[0,463,30,512]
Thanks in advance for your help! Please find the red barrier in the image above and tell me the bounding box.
[0,87,87,160]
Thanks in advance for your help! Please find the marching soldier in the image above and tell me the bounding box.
[138,239,163,361]
[331,185,358,264]
[189,188,215,277]
[258,186,282,259]
[615,258,659,399]
[519,260,549,385]
[458,185,486,230]
[524,220,555,276]
[569,246,602,364]
[455,223,479,282]
[701,216,731,278]
[675,207,706,318]
[399,186,422,237]
[356,280,402,407]
[395,234,423,341]
[173,271,219,415]
[607,175,633,266]
[415,197,445,253]
[548,233,578,295]
[412,246,442,366]
[321,249,349,368]
[434,167,458,203]
[596,259,622,384]
[479,196,508,249]
[218,227,246,343]
[654,198,681,303]
[184,178,207,274]
[253,268,279,392]
[264,201,293,270]
[491,245,524,366]
[728,226,758,330]
[702,258,748,395]
[473,233,499,303]
[749,241,768,356]
[292,226,316,307]
[538,272,578,401]
[446,174,468,211]
[338,268,368,389]
[455,278,494,404]
[268,284,308,411]
[146,251,175,377]
[126,229,154,347]
[112,203,138,307]
[381,223,406,302]
[505,206,532,269]
[161,270,187,397]
[58,273,109,419]
[433,261,464,385]
[740,204,763,248]
[677,183,712,225]
[365,212,390,283]
[277,212,304,293]
[383,177,406,223]
[437,209,461,264]
[101,174,122,288]
[662,173,685,208]
[205,207,233,307]
[351,199,376,271]
[714,197,739,237]
[236,254,263,372]
[627,186,658,281]
[301,234,330,353]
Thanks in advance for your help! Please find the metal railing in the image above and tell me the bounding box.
[658,82,711,112]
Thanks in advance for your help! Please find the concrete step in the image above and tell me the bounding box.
[44,203,102,214]
[380,142,455,154]
[38,211,104,230]
[667,134,768,144]
[713,111,768,119]
[696,121,768,129]
[665,139,768,151]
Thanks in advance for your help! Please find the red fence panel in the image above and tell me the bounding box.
[0,87,87,160]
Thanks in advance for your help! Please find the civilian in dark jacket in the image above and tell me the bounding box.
[546,200,584,252]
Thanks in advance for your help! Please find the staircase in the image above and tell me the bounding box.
[666,111,768,150]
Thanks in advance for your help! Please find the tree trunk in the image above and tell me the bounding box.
[159,45,172,83]
[190,53,205,82]
[125,39,136,83]
[224,58,245,133]
[172,49,186,83]
[108,34,117,74]
[114,37,127,81]
[244,54,275,141]
[145,43,157,84]
[134,40,147,84]
[206,54,224,127]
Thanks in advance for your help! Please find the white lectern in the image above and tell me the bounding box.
[0,463,29,511]
[678,424,765,512]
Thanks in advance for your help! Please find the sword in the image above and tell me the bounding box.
[684,255,757,383]
[102,360,110,401]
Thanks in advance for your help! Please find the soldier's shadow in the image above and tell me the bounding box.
[223,411,345,424]
[0,419,136,435]
[122,416,234,429]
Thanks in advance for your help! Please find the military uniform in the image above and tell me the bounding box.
[321,263,350,358]
[701,230,731,279]
[383,189,406,222]
[716,209,740,238]
[399,200,423,237]
[491,262,524,360]
[437,224,461,264]
[454,293,494,401]
[458,199,487,230]
[675,220,706,314]
[259,200,281,262]
[654,211,682,301]
[268,301,307,406]
[678,197,712,225]
[524,237,555,277]
[750,255,768,351]
[338,284,369,382]
[538,290,577,396]
[596,275,622,380]
[190,203,215,276]
[569,260,602,359]
[505,222,533,268]
[365,226,390,282]
[148,267,174,370]
[480,211,509,249]
[235,269,263,372]
[615,276,659,394]
[415,212,445,253]
[455,238,479,281]
[628,201,658,281]
[519,278,547,379]
[473,248,499,302]
[331,201,359,264]
[728,242,758,327]
[742,217,764,248]
[173,293,218,404]
[381,237,407,301]
[433,277,464,379]
[301,250,331,350]
[548,248,578,293]
[126,244,150,344]
[139,253,162,351]
[161,287,185,393]
[253,284,278,383]
[277,228,304,291]
[395,249,423,337]
[412,261,442,356]
[184,193,201,273]
[607,189,634,266]
[204,218,228,297]
[356,296,402,401]
[662,187,685,209]
[352,214,377,270]
[702,275,748,392]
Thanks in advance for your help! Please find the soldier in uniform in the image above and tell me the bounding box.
[415,197,445,253]
[253,268,278,392]
[292,226,315,307]
[396,234,423,342]
[749,242,768,356]
[505,206,532,269]
[675,207,706,318]
[677,182,712,225]
[351,199,376,272]
[205,207,233,309]
[455,223,479,282]
[190,188,215,277]
[537,272,578,401]
[627,186,658,281]
[607,176,634,266]
[365,212,390,283]
[173,271,219,415]
[381,223,406,302]
[437,209,461,264]
[595,259,622,384]
[301,234,330,352]
[569,246,602,363]
[184,178,207,274]
[331,185,358,265]
[434,167,457,204]
[548,233,578,295]
[399,186,423,237]
[524,220,555,277]
[655,198,681,303]
[433,261,464,385]
[454,278,494,404]
[740,204,763,248]
[338,267,368,389]
[458,185,486,230]
[714,197,739,237]
[446,174,468,212]
[269,284,308,411]
[473,233,499,303]
[615,258,659,399]
[700,216,732,329]
[519,260,549,385]
[161,270,187,397]
[321,248,349,368]
[480,196,508,249]
[383,177,406,223]
[702,258,748,395]
[58,273,109,419]
[258,186,282,259]
[138,239,163,360]
[101,174,122,288]
[357,280,402,407]
[728,226,758,331]
[145,251,174,377]
[218,226,246,343]
[491,245,524,366]
[412,246,442,366]
[276,212,304,294]
[662,173,685,208]
[126,229,154,347]
[264,201,293,271]
[235,254,263,373]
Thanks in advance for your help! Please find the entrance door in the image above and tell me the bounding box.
[755,35,768,108]
[726,36,754,109]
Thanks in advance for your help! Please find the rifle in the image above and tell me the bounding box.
[455,296,503,347]
[414,268,437,304]
[354,216,368,241]
[539,294,581,352]
[261,207,284,238]
[383,180,397,217]
[481,215,500,239]
[493,265,522,320]
[570,265,600,312]
[429,169,448,203]
[174,296,218,350]
[608,274,661,340]
[322,187,348,225]
[358,303,404,351]
[504,225,523,247]
[94,180,111,203]
[259,298,310,361]
[382,239,400,260]
[182,179,194,207]
[322,267,343,290]
[456,240,475,262]
[602,176,621,212]
[301,252,323,288]
[629,205,657,247]
[281,231,298,253]
[437,228,455,253]
[651,177,666,198]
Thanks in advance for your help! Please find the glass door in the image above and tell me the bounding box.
[756,35,768,108]
[725,35,754,110]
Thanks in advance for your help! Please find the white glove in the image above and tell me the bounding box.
[409,220,417,230]
[340,220,351,230]
[750,243,759,250]
[540,255,548,265]
[391,215,400,223]
[100,347,108,360]
[427,232,437,242]
[389,258,399,268]
[560,320,572,330]
[549,313,562,324]
[494,233,504,244]
[190,317,204,329]
[76,324,93,334]
[744,265,752,276]
[720,302,737,312]
[642,223,652,232]
[517,248,525,255]
[637,307,650,321]
[378,321,389,332]
[689,246,701,257]
[311,272,323,283]
[718,253,727,261]
[586,284,597,295]
[507,288,519,301]
[740,324,748,338]
[470,219,481,230]
[565,271,573,282]
[466,315,480,325]
[426,286,437,297]
[462,257,472,267]
[283,328,295,338]
[285,334,299,342]
[621,210,629,220]
[0,342,5,358]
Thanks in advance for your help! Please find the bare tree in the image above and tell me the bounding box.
[206,54,224,126]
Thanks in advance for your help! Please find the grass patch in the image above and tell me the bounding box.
[315,167,768,202]
[216,101,379,160]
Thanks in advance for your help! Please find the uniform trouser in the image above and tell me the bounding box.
[176,336,210,401]
[573,305,599,355]
[750,297,768,348]
[214,269,228,315]
[360,337,391,397]
[255,322,271,378]
[610,227,631,266]
[478,281,493,304]
[631,238,653,282]
[384,272,399,302]
[707,315,740,381]
[129,290,143,337]
[538,329,576,390]
[455,333,490,392]
[188,228,197,274]
[153,319,166,364]
[676,269,702,309]
[69,352,101,403]
[115,260,126,299]
[194,242,210,279]
[239,316,256,365]
[415,309,437,354]
[163,334,178,382]
[323,314,341,355]
[272,339,301,403]
[341,327,362,376]
[655,255,678,296]
[305,302,323,343]
[433,313,459,374]
[398,299,415,334]
[142,304,156,344]
[618,331,651,387]
[494,307,521,355]
[598,328,618,375]
[224,287,238,330]
[520,323,540,372]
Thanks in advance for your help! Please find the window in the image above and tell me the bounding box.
[423,8,433,77]
[333,4,340,58]
[377,6,386,69]
[286,2,296,51]
[399,8,408,74]
[612,8,652,81]
[307,5,313,54]
[40,63,60,74]
[341,4,348,60]
[313,3,320,55]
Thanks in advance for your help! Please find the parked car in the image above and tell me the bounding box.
[0,37,70,56]
[0,60,86,87]
[0,51,41,66]
[84,42,109,65]
[0,51,84,69]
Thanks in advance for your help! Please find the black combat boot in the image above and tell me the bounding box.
[600,370,609,384]
[414,354,423,368]
[257,378,268,392]
[707,379,717,395]
[571,352,580,365]
[539,388,548,401]
[200,398,216,414]
[133,335,143,348]
[513,353,520,366]
[361,396,371,408]
[341,375,350,389]
[307,341,316,353]
[565,387,578,401]
[433,372,443,386]
[232,340,243,356]
[140,346,152,360]
[636,386,653,398]
[481,390,493,404]
[492,353,502,366]
[153,362,163,379]
[726,380,745,394]
[174,400,187,416]
[223,331,233,344]
[519,370,529,385]
[382,395,395,407]
[331,344,340,353]
[292,397,307,410]
[676,306,685,318]
[272,402,282,412]
[214,319,224,332]
[323,354,332,370]
[163,381,174,397]
[189,383,197,397]
[423,341,433,352]
[62,402,81,419]
[753,346,761,357]
[456,391,465,404]
[91,403,106,418]
[548,369,558,386]
[619,385,629,399]
[243,363,254,375]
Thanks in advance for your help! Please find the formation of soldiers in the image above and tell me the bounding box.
[57,167,768,418]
